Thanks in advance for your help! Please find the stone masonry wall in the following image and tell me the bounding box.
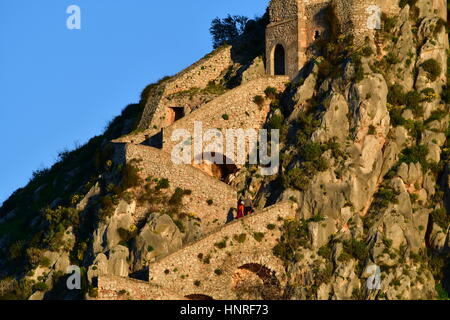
[147,201,298,300]
[266,0,331,78]
[333,0,400,45]
[266,0,300,78]
[136,46,233,135]
[161,76,289,163]
[96,275,186,300]
[115,143,237,234]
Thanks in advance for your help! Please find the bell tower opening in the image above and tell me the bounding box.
[274,44,286,76]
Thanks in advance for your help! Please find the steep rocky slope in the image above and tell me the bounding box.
[0,1,448,300]
[251,1,450,300]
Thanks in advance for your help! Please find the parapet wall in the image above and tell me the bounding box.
[333,0,400,45]
[148,201,298,300]
[137,46,233,134]
[114,143,237,234]
[162,76,289,162]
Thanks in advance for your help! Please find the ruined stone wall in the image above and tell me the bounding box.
[136,46,233,134]
[333,0,400,45]
[96,275,185,300]
[115,143,237,234]
[148,201,298,300]
[161,76,289,163]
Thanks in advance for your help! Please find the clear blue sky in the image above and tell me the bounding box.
[0,0,268,205]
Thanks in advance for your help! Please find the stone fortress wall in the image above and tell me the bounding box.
[114,142,238,234]
[96,275,186,300]
[97,201,298,300]
[266,0,302,78]
[135,46,234,139]
[266,0,401,79]
[161,76,289,164]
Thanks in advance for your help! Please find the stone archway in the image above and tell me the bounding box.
[231,263,281,300]
[273,44,286,76]
[185,294,214,300]
[192,153,238,182]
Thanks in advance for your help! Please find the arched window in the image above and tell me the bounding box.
[274,44,286,76]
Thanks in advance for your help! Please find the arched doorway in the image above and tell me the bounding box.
[274,44,286,76]
[192,153,239,182]
[231,263,281,300]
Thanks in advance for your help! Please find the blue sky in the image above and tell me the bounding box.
[0,0,268,205]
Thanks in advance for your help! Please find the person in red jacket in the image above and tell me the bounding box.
[237,201,245,219]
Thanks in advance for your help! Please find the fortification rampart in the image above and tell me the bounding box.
[161,76,289,163]
[96,275,186,300]
[136,46,233,135]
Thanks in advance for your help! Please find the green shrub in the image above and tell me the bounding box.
[399,145,430,169]
[194,280,201,287]
[206,199,214,206]
[253,232,265,242]
[342,238,368,262]
[268,114,284,130]
[214,269,223,276]
[120,162,142,191]
[421,59,441,81]
[174,220,185,233]
[302,142,322,161]
[267,224,276,230]
[32,282,49,292]
[382,14,397,32]
[362,46,373,57]
[431,208,449,229]
[253,95,265,107]
[421,88,437,102]
[155,178,169,190]
[222,114,229,120]
[264,87,278,100]
[39,257,52,268]
[233,233,247,243]
[169,187,188,206]
[214,238,227,249]
[283,168,310,191]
